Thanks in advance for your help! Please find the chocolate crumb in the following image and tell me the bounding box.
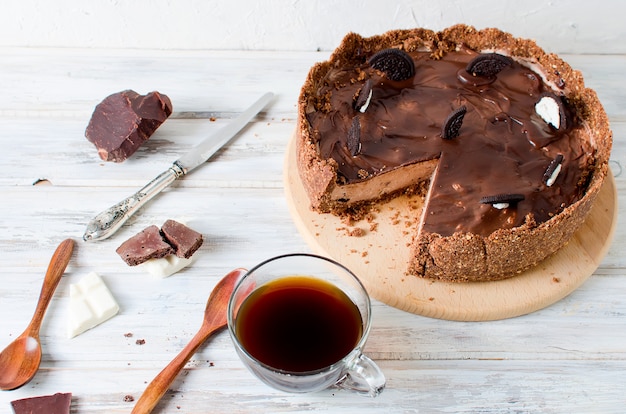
[136,339,146,345]
[348,228,365,237]
[124,332,133,338]
[124,395,134,402]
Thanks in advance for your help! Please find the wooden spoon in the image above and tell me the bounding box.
[0,238,75,390]
[132,268,247,414]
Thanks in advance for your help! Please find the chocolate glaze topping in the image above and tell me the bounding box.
[305,48,595,237]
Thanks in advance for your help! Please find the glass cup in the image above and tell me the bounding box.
[227,253,385,397]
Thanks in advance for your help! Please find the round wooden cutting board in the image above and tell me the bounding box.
[283,133,618,321]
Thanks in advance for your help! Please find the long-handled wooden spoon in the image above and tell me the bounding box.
[131,268,247,414]
[0,238,75,390]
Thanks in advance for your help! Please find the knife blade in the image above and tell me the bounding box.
[83,92,274,242]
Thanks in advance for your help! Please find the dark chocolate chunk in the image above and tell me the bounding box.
[480,193,525,208]
[161,220,204,259]
[85,90,173,162]
[543,154,564,186]
[535,92,568,131]
[347,116,362,156]
[116,225,174,266]
[368,48,415,81]
[465,53,513,78]
[11,392,72,414]
[441,106,467,139]
[354,79,374,113]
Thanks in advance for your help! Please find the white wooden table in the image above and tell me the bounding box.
[0,47,624,413]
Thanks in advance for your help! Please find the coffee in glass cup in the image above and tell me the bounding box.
[227,253,385,396]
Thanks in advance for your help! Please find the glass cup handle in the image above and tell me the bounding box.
[335,354,386,397]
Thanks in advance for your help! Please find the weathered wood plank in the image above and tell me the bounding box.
[0,48,624,413]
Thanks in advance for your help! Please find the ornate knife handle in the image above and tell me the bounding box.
[83,162,186,242]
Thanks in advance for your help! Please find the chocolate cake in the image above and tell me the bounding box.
[85,90,172,162]
[296,25,612,282]
[116,225,174,266]
[161,219,204,258]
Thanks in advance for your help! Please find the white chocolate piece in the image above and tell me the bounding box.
[535,96,561,129]
[141,255,193,278]
[68,272,119,338]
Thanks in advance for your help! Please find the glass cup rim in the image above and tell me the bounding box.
[227,252,373,376]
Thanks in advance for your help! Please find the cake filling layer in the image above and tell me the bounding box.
[305,48,594,237]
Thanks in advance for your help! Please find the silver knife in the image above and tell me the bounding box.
[83,92,274,242]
